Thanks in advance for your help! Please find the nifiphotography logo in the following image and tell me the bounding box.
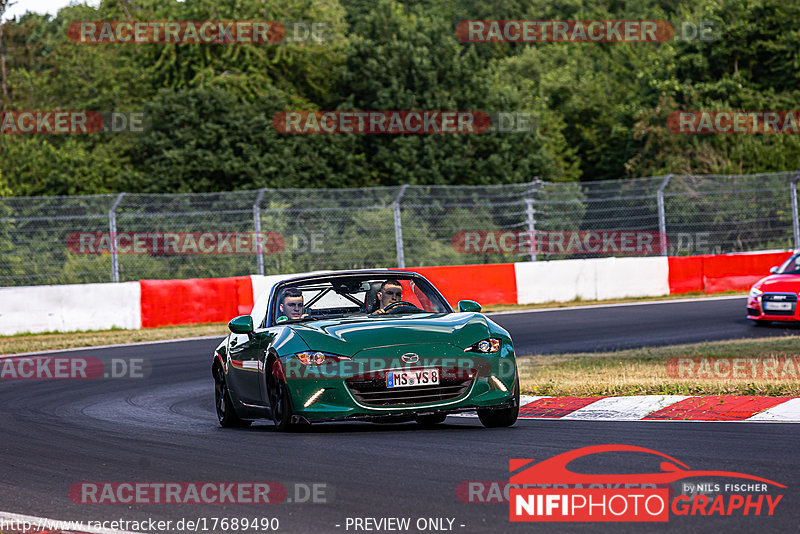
[509,444,785,522]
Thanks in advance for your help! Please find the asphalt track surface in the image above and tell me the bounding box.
[2,298,799,534]
[493,296,800,355]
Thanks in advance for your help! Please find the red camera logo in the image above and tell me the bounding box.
[508,445,784,523]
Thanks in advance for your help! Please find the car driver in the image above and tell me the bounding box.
[374,279,403,314]
[279,287,307,321]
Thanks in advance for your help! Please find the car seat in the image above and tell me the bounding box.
[363,281,383,313]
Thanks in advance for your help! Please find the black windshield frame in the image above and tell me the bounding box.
[266,272,453,327]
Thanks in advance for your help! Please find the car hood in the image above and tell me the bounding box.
[289,312,490,357]
[753,274,800,293]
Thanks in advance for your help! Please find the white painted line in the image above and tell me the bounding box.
[747,397,800,422]
[486,294,745,316]
[0,511,140,534]
[520,395,549,405]
[518,417,800,423]
[561,395,690,421]
[512,395,800,423]
[0,335,223,358]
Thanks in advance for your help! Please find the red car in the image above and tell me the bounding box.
[747,252,800,325]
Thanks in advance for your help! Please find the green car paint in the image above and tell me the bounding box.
[212,270,519,431]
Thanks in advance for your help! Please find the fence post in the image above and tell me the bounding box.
[790,174,800,251]
[394,184,409,268]
[524,180,539,262]
[253,188,268,276]
[109,192,126,282]
[657,174,673,256]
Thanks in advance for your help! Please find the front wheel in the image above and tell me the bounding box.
[214,366,251,428]
[478,376,519,428]
[267,361,295,432]
[752,319,772,327]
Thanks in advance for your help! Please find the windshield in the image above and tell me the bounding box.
[776,254,800,274]
[271,275,451,324]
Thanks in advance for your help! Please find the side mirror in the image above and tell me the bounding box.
[770,266,779,274]
[228,315,254,334]
[458,300,482,313]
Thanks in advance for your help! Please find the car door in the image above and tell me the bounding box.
[226,329,275,406]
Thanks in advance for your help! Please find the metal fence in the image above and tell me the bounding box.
[1,171,798,287]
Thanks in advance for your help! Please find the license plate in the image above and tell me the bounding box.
[765,302,793,311]
[387,368,440,388]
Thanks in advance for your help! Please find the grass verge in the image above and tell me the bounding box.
[518,336,800,397]
[0,323,226,355]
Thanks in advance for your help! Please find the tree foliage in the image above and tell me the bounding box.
[0,0,798,196]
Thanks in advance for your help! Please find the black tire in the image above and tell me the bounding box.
[214,365,250,428]
[478,376,519,428]
[753,319,772,327]
[416,413,447,426]
[266,362,295,432]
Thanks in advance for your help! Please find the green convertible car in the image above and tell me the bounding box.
[212,270,519,431]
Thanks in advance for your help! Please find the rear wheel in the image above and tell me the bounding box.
[416,413,447,426]
[267,361,295,432]
[478,377,519,428]
[214,365,250,428]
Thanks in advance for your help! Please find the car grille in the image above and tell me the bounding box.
[761,293,798,316]
[345,377,473,406]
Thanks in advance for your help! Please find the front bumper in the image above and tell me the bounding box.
[288,398,517,424]
[280,344,517,421]
[747,292,800,321]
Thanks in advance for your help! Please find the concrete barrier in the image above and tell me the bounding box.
[514,257,669,304]
[0,282,141,335]
[1,251,789,335]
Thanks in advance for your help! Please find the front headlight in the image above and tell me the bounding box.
[464,338,502,353]
[749,287,763,299]
[295,352,351,365]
